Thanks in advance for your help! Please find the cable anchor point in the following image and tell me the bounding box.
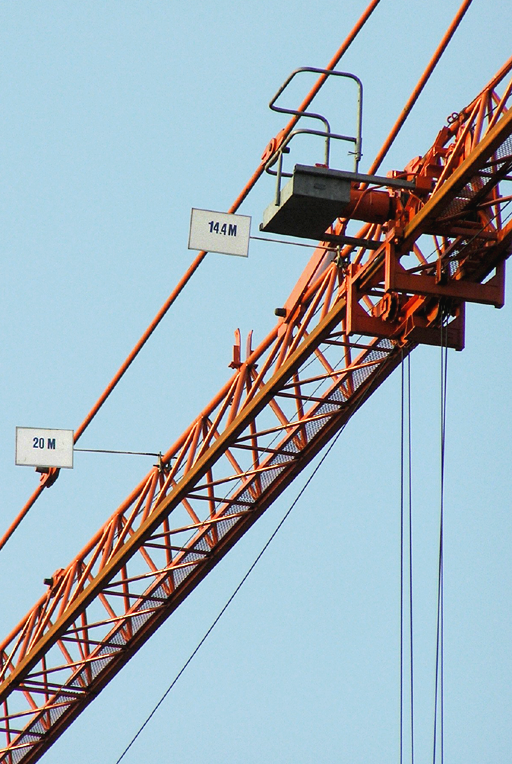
[334,245,350,270]
[156,452,172,474]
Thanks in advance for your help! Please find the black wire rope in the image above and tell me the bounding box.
[407,354,415,764]
[433,316,449,764]
[400,352,415,764]
[113,422,349,764]
[400,356,404,764]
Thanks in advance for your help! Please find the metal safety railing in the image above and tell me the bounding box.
[265,67,363,205]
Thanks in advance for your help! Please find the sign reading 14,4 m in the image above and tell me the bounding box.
[188,208,251,257]
[15,427,74,469]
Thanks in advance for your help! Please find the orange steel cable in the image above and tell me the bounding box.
[0,0,383,555]
[368,0,474,175]
[2,58,512,761]
[224,0,383,211]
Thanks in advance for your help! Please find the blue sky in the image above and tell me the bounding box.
[1,2,511,762]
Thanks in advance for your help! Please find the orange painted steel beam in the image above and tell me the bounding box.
[368,0,474,176]
[2,43,512,764]
[400,105,512,252]
[0,0,383,557]
[259,0,383,169]
[0,280,400,764]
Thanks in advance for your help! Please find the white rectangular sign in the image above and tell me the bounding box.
[188,208,251,257]
[15,427,74,469]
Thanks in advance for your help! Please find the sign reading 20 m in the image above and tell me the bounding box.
[188,208,251,258]
[15,427,74,469]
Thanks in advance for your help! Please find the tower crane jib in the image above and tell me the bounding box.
[1,41,512,764]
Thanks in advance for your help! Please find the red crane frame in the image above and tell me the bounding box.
[1,54,512,762]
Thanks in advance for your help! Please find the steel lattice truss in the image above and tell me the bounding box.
[1,56,512,764]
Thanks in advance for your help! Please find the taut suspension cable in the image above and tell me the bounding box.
[0,0,384,555]
[433,318,449,763]
[400,353,415,764]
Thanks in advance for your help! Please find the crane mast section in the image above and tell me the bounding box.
[1,62,512,764]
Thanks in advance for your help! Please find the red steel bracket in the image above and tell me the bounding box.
[347,263,466,350]
[385,242,505,308]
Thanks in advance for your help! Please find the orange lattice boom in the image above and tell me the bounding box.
[1,49,512,764]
